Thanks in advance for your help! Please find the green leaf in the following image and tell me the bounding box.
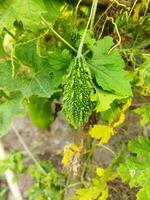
[0,150,24,174]
[134,104,150,126]
[136,54,150,95]
[0,41,70,97]
[88,36,132,96]
[0,91,24,136]
[118,136,150,200]
[28,161,62,200]
[27,96,54,128]
[47,50,71,71]
[43,0,63,22]
[0,34,5,55]
[91,89,125,112]
[0,0,63,32]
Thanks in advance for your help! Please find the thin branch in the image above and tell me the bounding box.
[113,0,127,7]
[94,0,127,29]
[98,17,107,40]
[107,17,121,54]
[96,143,116,156]
[128,0,138,20]
[94,0,119,29]
[75,0,83,18]
[12,125,47,175]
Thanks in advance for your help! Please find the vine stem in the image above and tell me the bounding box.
[96,143,116,156]
[128,0,138,20]
[98,16,121,52]
[77,0,98,57]
[107,17,121,54]
[98,17,107,40]
[41,16,77,53]
[12,124,47,176]
[75,0,83,19]
[94,0,126,29]
[90,0,98,30]
[0,140,23,200]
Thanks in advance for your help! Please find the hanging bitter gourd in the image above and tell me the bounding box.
[62,56,94,129]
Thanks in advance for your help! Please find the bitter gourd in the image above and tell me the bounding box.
[63,56,93,129]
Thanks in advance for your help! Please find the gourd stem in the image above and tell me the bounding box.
[41,16,77,53]
[77,0,98,57]
[90,0,98,30]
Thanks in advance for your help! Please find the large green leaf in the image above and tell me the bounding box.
[0,91,24,136]
[118,136,150,200]
[0,41,71,97]
[88,36,132,96]
[0,0,63,32]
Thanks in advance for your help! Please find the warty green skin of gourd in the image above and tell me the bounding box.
[63,57,93,129]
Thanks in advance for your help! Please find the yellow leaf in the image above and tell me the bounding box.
[113,112,125,128]
[133,0,148,22]
[113,100,131,128]
[62,144,82,167]
[70,144,82,152]
[89,125,114,144]
[122,99,131,111]
[109,172,118,180]
[96,167,105,177]
[133,3,141,22]
[98,188,108,200]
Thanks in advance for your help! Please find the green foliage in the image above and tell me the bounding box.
[28,161,63,200]
[118,136,150,200]
[0,42,68,98]
[136,54,150,95]
[0,39,70,133]
[134,104,150,126]
[0,183,8,200]
[0,34,4,55]
[91,89,124,112]
[0,150,25,174]
[27,96,54,128]
[0,91,24,136]
[14,40,65,97]
[0,0,63,32]
[63,56,94,128]
[88,36,132,96]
